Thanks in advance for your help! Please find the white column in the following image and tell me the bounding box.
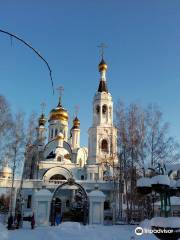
[88,186,106,225]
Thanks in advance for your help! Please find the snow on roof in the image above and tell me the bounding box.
[170,179,177,188]
[151,217,180,228]
[154,196,180,206]
[137,177,151,187]
[151,175,170,186]
[35,189,52,196]
[88,189,105,198]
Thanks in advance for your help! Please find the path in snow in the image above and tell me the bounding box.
[1,222,159,240]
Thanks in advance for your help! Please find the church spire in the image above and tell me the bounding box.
[97,43,108,93]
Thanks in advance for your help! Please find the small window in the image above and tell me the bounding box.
[55,129,58,136]
[51,129,53,138]
[27,195,32,209]
[81,175,84,180]
[94,173,99,181]
[101,139,108,153]
[96,105,100,114]
[104,200,110,210]
[90,173,93,180]
[66,200,70,208]
[102,105,107,114]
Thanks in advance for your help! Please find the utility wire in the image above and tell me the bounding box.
[0,29,54,94]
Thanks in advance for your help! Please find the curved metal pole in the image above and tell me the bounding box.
[0,29,54,94]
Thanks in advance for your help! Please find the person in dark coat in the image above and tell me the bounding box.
[31,213,35,229]
[7,215,13,230]
[16,212,21,229]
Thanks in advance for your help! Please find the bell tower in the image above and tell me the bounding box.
[87,48,118,180]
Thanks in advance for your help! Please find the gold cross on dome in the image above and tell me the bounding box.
[97,42,108,58]
[40,102,46,114]
[56,86,64,104]
[75,105,80,117]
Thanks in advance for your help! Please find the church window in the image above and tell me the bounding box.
[96,105,100,114]
[27,195,32,208]
[109,106,112,117]
[101,139,108,153]
[51,129,53,138]
[66,200,70,208]
[50,174,66,180]
[94,173,99,181]
[102,105,107,114]
[55,129,58,136]
[104,200,110,210]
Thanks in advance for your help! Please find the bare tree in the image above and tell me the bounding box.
[145,104,180,167]
[0,95,13,165]
[115,101,180,222]
[8,112,25,215]
[26,112,38,146]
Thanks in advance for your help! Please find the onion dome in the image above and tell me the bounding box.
[73,116,80,129]
[38,113,46,126]
[49,99,68,122]
[98,58,107,72]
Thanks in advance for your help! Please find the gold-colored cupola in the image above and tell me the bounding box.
[98,58,108,72]
[38,113,46,126]
[49,99,68,122]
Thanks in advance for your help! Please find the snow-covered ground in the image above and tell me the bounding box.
[0,222,159,240]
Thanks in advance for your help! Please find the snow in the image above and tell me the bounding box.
[170,179,177,187]
[88,189,105,197]
[151,217,180,228]
[2,222,159,240]
[137,177,151,187]
[0,222,8,240]
[35,189,52,196]
[139,219,152,231]
[151,175,170,186]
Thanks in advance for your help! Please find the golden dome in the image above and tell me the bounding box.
[49,101,68,122]
[98,58,107,72]
[73,116,80,128]
[38,113,46,126]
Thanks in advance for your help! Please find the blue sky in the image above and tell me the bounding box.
[0,0,180,146]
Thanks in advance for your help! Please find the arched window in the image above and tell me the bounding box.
[55,129,58,136]
[96,105,100,114]
[102,105,107,114]
[104,200,110,210]
[101,139,108,153]
[51,129,53,138]
[109,106,112,117]
[50,174,66,180]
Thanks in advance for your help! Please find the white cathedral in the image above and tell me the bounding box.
[0,57,120,225]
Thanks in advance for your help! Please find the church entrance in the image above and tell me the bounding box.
[50,178,88,225]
